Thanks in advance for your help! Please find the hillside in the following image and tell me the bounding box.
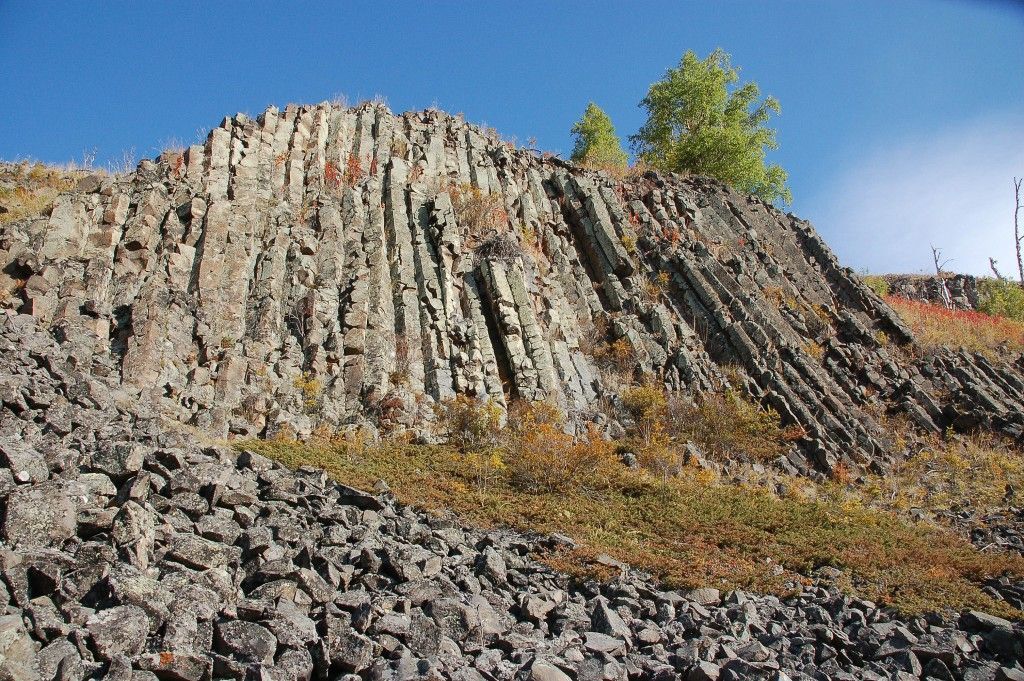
[1,312,1022,680]
[1,103,1024,680]
[1,102,1022,477]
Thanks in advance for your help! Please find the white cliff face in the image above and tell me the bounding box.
[1,102,1022,474]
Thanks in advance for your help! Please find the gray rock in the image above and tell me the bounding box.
[326,617,375,672]
[583,631,626,656]
[591,596,632,644]
[214,620,277,663]
[2,481,79,548]
[86,606,150,661]
[688,661,721,681]
[530,660,573,681]
[0,438,48,483]
[165,532,241,570]
[0,615,40,681]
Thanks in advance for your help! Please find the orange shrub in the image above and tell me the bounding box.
[886,296,1024,357]
[343,154,364,187]
[504,401,617,493]
[324,161,341,187]
[665,391,787,463]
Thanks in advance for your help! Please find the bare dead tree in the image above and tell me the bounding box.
[989,257,1006,281]
[931,244,953,309]
[1014,177,1023,288]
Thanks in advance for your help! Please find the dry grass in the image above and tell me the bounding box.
[662,390,791,463]
[238,430,1024,618]
[0,161,88,226]
[449,183,509,238]
[886,295,1024,358]
[857,433,1024,519]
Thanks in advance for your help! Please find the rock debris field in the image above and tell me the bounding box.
[1,312,1023,681]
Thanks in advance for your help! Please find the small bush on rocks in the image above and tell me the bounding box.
[450,183,508,236]
[863,274,890,297]
[665,390,788,463]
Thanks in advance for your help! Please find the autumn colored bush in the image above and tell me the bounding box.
[343,154,364,187]
[858,432,1024,517]
[433,395,505,494]
[503,401,618,494]
[886,295,1024,357]
[449,183,508,236]
[621,385,680,480]
[665,390,787,462]
[589,337,638,382]
[433,395,503,454]
[0,161,83,226]
[324,160,341,188]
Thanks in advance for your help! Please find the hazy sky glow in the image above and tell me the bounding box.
[1,1,1021,275]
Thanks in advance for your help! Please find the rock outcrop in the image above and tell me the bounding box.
[1,312,1022,680]
[1,102,1022,474]
[883,274,981,311]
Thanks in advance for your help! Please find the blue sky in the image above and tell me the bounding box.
[2,1,1022,275]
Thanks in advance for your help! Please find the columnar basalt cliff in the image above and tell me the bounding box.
[1,103,1022,475]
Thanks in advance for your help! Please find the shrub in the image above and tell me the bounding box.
[503,401,617,493]
[292,371,323,414]
[0,161,80,226]
[343,154,364,187]
[622,385,679,480]
[855,432,1024,522]
[434,395,506,494]
[978,277,1024,322]
[450,183,508,236]
[863,275,890,298]
[590,337,638,381]
[324,161,341,188]
[433,395,503,454]
[665,390,787,462]
[886,295,1024,358]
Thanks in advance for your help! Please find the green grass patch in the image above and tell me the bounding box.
[238,436,1024,618]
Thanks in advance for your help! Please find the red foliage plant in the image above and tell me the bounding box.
[885,295,1024,356]
[344,155,364,187]
[324,161,341,188]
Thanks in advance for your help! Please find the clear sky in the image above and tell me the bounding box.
[2,1,1022,275]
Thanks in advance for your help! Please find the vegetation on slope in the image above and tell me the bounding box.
[239,406,1024,618]
[978,277,1024,322]
[0,161,88,226]
[885,295,1024,358]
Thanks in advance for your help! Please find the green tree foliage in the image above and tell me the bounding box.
[631,48,792,205]
[978,277,1024,322]
[569,102,628,171]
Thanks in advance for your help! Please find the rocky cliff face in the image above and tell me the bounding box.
[1,102,1022,474]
